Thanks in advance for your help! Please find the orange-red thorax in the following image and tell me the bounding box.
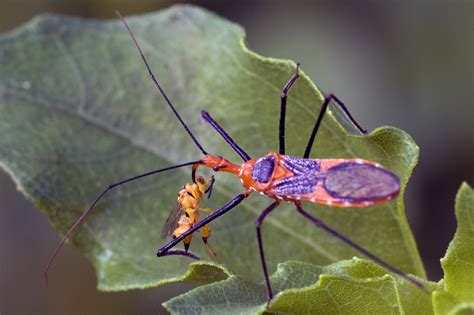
[195,152,290,194]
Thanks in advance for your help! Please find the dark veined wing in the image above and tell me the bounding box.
[323,162,400,202]
[161,201,184,239]
[273,174,320,196]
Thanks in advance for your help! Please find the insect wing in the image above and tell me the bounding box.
[282,156,320,175]
[323,162,400,203]
[161,201,184,239]
[273,174,320,196]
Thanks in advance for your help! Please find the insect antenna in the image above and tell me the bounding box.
[116,10,207,156]
[44,160,202,287]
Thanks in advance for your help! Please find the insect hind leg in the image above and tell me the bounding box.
[202,236,218,259]
[294,202,429,294]
[255,201,280,300]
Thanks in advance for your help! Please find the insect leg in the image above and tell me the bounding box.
[44,160,201,286]
[201,111,251,162]
[200,226,218,258]
[202,238,218,258]
[279,64,300,154]
[255,201,280,300]
[157,192,247,256]
[198,207,213,214]
[303,93,368,158]
[294,203,429,293]
[159,249,200,260]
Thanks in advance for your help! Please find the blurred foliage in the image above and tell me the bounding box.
[165,259,436,315]
[433,183,474,315]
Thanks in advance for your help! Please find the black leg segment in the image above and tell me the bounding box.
[303,93,367,158]
[201,111,251,162]
[255,201,280,300]
[159,249,201,260]
[294,203,428,293]
[157,193,247,256]
[279,64,300,154]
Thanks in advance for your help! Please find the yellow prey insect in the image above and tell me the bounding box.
[161,175,217,259]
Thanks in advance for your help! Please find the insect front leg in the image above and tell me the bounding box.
[44,160,202,285]
[255,201,280,300]
[160,219,201,260]
[279,63,300,154]
[157,249,200,260]
[157,193,247,257]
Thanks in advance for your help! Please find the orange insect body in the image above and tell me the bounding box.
[196,152,400,207]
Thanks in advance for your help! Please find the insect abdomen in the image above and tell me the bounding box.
[268,158,400,207]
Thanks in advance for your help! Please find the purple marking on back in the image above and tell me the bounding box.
[252,156,275,183]
[323,162,400,202]
[273,175,320,195]
[283,156,320,175]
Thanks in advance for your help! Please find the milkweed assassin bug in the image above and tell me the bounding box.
[44,10,429,300]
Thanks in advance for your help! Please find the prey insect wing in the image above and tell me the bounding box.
[161,201,185,239]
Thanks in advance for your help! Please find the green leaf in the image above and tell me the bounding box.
[448,303,474,315]
[164,258,435,315]
[433,289,458,315]
[0,4,424,293]
[433,183,474,314]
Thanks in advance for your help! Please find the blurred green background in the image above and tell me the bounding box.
[0,1,472,314]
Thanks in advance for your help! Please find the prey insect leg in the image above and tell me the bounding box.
[303,93,368,158]
[157,193,247,256]
[201,111,251,162]
[255,201,280,300]
[202,237,218,258]
[294,203,429,293]
[279,64,300,154]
